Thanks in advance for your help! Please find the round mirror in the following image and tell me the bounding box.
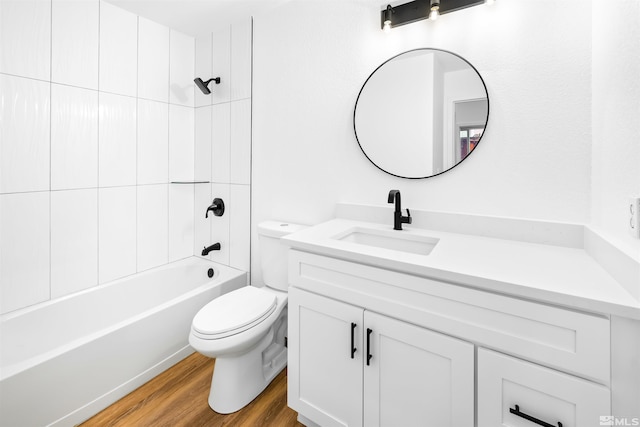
[354,48,489,179]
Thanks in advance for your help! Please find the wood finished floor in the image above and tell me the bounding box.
[80,353,303,427]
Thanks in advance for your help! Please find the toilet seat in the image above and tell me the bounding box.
[192,287,277,340]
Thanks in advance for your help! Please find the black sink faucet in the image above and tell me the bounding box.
[388,190,412,230]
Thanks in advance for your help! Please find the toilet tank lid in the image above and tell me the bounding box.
[258,221,307,238]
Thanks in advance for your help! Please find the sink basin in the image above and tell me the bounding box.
[334,227,439,255]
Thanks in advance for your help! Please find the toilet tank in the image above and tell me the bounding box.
[258,221,307,291]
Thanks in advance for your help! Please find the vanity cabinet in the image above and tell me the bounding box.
[287,249,613,427]
[288,287,474,427]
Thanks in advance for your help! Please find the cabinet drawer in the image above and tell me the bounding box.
[289,250,610,383]
[477,348,610,427]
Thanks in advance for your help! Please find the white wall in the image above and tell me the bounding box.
[251,0,595,285]
[591,0,640,256]
[0,1,196,314]
[193,19,253,276]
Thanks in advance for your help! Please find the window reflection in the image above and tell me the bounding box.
[459,127,484,160]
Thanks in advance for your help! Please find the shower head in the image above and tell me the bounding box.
[194,77,221,95]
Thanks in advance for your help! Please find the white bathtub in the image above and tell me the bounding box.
[0,258,246,427]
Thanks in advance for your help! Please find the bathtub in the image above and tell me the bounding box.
[0,257,246,427]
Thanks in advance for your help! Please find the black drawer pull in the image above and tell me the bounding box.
[509,405,563,427]
[366,328,373,366]
[351,323,357,359]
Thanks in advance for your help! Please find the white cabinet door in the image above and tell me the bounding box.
[478,348,611,427]
[288,287,364,427]
[363,311,475,427]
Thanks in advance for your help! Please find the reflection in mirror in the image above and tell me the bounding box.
[354,49,489,179]
[455,99,488,163]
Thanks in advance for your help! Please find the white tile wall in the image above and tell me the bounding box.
[138,17,170,103]
[169,185,194,262]
[229,184,251,272]
[99,1,138,97]
[138,99,169,185]
[231,18,252,101]
[169,104,195,181]
[209,183,231,265]
[99,186,136,284]
[0,74,50,194]
[212,26,231,105]
[51,84,99,190]
[192,20,252,278]
[195,34,212,108]
[170,30,195,107]
[0,192,50,314]
[212,103,231,183]
[0,0,51,81]
[99,92,137,187]
[0,1,256,313]
[137,184,169,271]
[230,99,252,185]
[51,0,99,89]
[195,106,213,181]
[51,189,98,298]
[194,184,212,259]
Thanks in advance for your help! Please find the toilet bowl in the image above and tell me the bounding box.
[188,221,306,414]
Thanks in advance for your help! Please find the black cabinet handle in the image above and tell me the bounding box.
[366,328,373,366]
[509,405,563,427]
[351,323,357,359]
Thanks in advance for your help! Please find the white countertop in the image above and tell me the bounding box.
[283,218,640,319]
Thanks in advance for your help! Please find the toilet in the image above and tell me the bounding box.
[188,221,306,414]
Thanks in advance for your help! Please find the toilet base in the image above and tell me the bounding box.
[208,315,288,414]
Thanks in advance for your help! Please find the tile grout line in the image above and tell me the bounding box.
[49,0,53,301]
[228,25,232,194]
[248,17,253,284]
[0,69,191,105]
[226,25,232,268]
[0,69,199,106]
[210,30,215,262]
[97,0,101,287]
[168,29,173,261]
[193,35,197,259]
[135,15,139,275]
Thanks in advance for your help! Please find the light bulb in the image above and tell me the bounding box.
[383,20,392,33]
[429,0,440,21]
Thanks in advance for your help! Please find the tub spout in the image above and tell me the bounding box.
[202,242,221,256]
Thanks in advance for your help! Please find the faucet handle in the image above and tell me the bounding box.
[205,197,225,218]
[404,208,412,224]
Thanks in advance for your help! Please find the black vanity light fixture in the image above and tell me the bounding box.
[382,5,395,33]
[194,77,221,95]
[381,0,494,31]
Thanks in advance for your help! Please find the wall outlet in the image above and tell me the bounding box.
[630,197,640,238]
